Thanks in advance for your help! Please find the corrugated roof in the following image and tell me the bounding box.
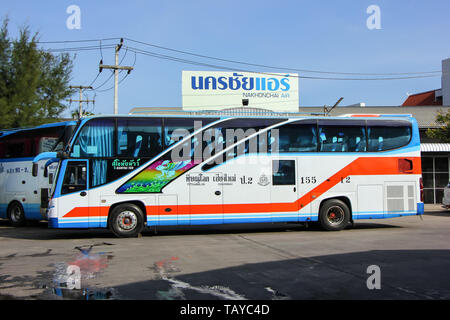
[402,90,442,106]
[421,143,450,152]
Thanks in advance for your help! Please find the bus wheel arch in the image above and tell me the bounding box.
[318,197,352,231]
[107,201,146,238]
[7,201,26,227]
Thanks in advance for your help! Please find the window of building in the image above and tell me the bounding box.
[422,156,449,204]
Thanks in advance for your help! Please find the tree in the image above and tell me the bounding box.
[0,17,73,129]
[426,109,450,142]
[71,110,95,120]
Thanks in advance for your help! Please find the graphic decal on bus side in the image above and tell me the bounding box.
[116,159,195,193]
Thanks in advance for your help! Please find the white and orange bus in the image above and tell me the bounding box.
[35,113,423,237]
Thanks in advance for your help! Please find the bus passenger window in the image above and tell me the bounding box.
[274,122,318,153]
[62,162,87,195]
[71,119,115,158]
[117,119,162,158]
[367,123,412,151]
[318,123,366,152]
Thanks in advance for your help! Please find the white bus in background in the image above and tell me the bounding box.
[35,113,423,237]
[0,121,77,226]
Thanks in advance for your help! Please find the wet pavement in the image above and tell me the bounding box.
[0,205,449,300]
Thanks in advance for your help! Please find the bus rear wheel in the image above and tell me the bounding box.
[8,202,26,227]
[109,203,144,238]
[319,199,350,231]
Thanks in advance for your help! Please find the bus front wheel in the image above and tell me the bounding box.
[319,199,350,231]
[8,202,26,227]
[109,203,144,238]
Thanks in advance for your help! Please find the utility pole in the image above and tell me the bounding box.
[69,86,95,119]
[99,38,134,114]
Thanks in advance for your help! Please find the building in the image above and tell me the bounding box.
[402,89,442,106]
[401,58,450,107]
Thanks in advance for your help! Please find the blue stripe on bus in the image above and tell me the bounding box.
[49,205,423,229]
[0,157,34,162]
[23,203,43,220]
[0,203,42,220]
[0,204,7,219]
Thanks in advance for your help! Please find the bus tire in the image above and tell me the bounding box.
[109,203,144,238]
[8,202,26,227]
[319,199,350,231]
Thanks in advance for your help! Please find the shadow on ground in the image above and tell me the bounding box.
[113,249,450,300]
[0,218,401,240]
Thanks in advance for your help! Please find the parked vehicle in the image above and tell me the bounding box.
[0,121,76,226]
[35,113,423,237]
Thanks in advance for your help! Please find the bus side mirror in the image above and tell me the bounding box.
[49,173,54,185]
[44,166,48,178]
[32,163,38,177]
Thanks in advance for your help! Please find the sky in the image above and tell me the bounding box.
[2,0,450,117]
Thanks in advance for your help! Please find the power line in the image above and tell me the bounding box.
[126,46,439,81]
[92,70,115,90]
[44,42,441,80]
[124,37,441,76]
[88,71,101,87]
[39,37,441,77]
[37,37,121,44]
[46,45,117,52]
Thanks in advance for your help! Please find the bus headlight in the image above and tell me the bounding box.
[47,199,57,218]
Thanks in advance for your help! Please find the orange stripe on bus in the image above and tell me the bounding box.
[62,156,421,218]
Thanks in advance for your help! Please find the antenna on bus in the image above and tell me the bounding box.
[324,97,344,116]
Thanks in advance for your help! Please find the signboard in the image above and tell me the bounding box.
[182,71,299,111]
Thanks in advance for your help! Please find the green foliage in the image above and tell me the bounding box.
[71,110,95,120]
[0,17,73,129]
[426,110,450,142]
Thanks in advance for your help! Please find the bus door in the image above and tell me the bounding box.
[271,159,299,222]
[188,172,223,225]
[60,160,97,227]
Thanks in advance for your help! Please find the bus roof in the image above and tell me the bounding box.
[0,120,77,138]
[79,111,416,122]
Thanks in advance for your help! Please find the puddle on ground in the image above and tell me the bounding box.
[51,287,117,300]
[47,243,117,300]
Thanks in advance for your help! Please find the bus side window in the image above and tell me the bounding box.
[117,119,162,158]
[367,122,412,152]
[61,162,87,195]
[319,124,366,152]
[272,160,296,185]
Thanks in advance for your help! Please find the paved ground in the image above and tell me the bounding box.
[0,205,449,300]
